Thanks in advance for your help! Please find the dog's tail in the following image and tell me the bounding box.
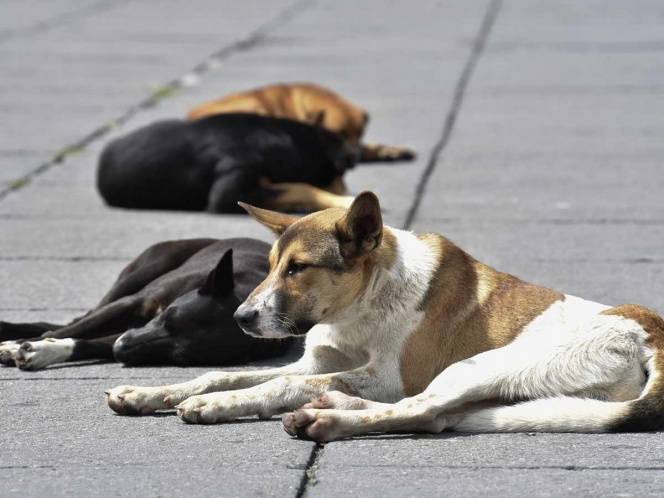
[358,142,416,164]
[455,363,664,433]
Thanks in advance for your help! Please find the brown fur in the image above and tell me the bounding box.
[600,305,664,431]
[399,234,564,396]
[188,83,368,143]
[187,82,415,163]
[602,305,664,389]
[260,181,353,212]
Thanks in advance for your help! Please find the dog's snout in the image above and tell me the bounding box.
[234,307,258,328]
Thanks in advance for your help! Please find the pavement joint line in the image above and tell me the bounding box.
[0,308,89,312]
[289,2,505,494]
[402,0,502,230]
[3,256,662,267]
[0,256,132,262]
[0,465,56,470]
[416,218,664,226]
[489,40,664,53]
[0,0,313,202]
[295,443,324,498]
[0,0,135,45]
[311,464,664,472]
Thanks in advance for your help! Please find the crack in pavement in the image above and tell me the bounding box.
[295,443,324,498]
[402,0,502,230]
[0,256,132,262]
[295,0,503,496]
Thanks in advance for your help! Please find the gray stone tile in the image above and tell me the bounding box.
[312,465,664,498]
[0,376,311,497]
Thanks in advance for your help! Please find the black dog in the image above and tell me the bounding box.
[0,238,294,370]
[97,113,358,214]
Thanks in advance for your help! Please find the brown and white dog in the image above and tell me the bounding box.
[187,82,415,163]
[106,192,664,441]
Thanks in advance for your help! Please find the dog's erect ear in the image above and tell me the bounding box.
[200,249,234,297]
[336,191,383,258]
[238,202,300,236]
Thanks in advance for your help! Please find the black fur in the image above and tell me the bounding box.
[97,113,357,213]
[0,238,296,368]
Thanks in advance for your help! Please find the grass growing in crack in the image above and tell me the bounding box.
[150,85,179,102]
[7,177,30,190]
[54,144,85,162]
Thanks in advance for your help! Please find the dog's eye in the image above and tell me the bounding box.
[287,262,308,277]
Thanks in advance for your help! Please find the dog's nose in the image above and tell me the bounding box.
[234,307,258,328]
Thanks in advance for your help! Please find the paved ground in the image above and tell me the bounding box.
[1,0,664,496]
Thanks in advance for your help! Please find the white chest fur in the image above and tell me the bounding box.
[304,229,439,398]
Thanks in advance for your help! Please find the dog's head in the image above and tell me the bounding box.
[234,192,389,338]
[113,250,260,365]
[308,111,360,173]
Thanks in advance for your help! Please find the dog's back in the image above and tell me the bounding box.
[97,114,353,212]
[187,82,369,143]
[97,120,211,210]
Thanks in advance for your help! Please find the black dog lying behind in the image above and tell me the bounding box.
[97,113,358,214]
[0,238,295,370]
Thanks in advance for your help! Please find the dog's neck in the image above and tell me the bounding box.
[323,227,439,346]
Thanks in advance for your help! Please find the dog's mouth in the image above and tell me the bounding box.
[240,317,315,339]
[240,326,294,340]
[113,328,175,365]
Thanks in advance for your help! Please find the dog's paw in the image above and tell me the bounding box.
[14,338,74,371]
[105,385,173,415]
[282,409,343,442]
[0,341,21,366]
[175,394,229,424]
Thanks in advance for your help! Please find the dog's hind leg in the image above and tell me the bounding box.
[97,239,216,306]
[325,176,348,195]
[15,334,119,371]
[261,182,354,212]
[43,296,147,341]
[284,314,650,441]
[0,321,64,341]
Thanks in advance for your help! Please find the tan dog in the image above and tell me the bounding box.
[106,192,664,441]
[187,82,415,163]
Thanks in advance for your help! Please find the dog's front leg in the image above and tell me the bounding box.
[175,368,376,424]
[106,361,312,415]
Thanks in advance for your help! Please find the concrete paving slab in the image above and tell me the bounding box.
[311,465,664,498]
[313,432,664,497]
[314,431,664,468]
[0,260,128,310]
[2,0,664,497]
[0,377,312,497]
[0,214,274,258]
[0,0,297,179]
